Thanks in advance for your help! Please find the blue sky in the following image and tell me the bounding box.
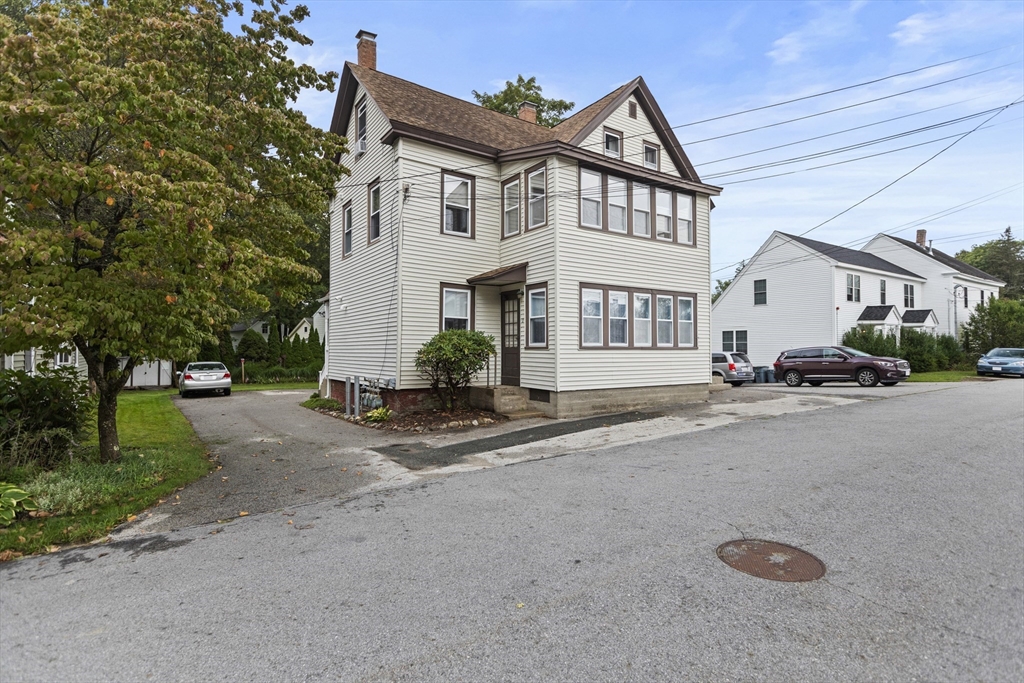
[283,0,1023,280]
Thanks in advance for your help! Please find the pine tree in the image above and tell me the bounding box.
[267,318,282,366]
[218,330,237,368]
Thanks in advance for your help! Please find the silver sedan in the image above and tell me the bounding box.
[178,362,232,397]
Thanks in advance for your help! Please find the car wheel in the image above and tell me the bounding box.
[784,370,803,387]
[729,381,745,387]
[808,381,824,386]
[180,390,189,398]
[224,388,231,396]
[881,381,898,386]
[856,368,879,387]
[976,371,986,376]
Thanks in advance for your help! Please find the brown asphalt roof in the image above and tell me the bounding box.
[550,81,634,143]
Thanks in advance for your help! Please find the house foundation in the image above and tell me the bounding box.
[470,383,710,419]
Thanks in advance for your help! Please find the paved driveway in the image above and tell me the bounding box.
[3,380,1021,681]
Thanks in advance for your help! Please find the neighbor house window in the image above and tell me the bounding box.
[356,101,367,148]
[847,274,860,302]
[582,289,603,346]
[609,291,628,346]
[964,286,969,308]
[528,165,546,228]
[528,286,547,347]
[754,279,767,305]
[580,169,602,228]
[678,297,694,347]
[632,182,651,237]
[604,128,621,158]
[342,203,353,256]
[55,349,74,366]
[904,284,915,308]
[368,182,381,242]
[643,143,659,170]
[634,293,651,346]
[676,193,693,245]
[607,176,627,233]
[880,279,886,305]
[502,177,520,237]
[723,330,747,353]
[656,295,673,346]
[442,287,471,331]
[735,331,748,353]
[443,173,472,236]
[722,331,734,352]
[655,189,672,240]
[261,323,269,335]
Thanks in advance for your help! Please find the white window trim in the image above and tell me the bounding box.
[609,290,629,346]
[443,173,472,237]
[503,178,520,237]
[342,204,353,256]
[735,331,748,354]
[356,101,367,147]
[634,293,652,347]
[676,194,693,245]
[656,295,674,347]
[581,288,603,346]
[604,130,622,159]
[527,287,547,347]
[632,182,651,238]
[527,167,547,229]
[442,288,471,331]
[369,184,381,242]
[678,296,694,348]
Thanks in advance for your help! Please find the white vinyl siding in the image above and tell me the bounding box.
[580,97,683,177]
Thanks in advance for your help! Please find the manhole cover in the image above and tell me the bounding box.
[716,539,825,582]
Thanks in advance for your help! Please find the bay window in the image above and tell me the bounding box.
[443,173,472,236]
[609,291,628,345]
[580,169,602,228]
[607,176,627,233]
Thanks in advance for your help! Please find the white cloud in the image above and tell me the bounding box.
[890,3,1024,47]
[767,1,867,65]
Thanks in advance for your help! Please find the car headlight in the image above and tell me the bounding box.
[876,361,895,368]
[1009,360,1024,366]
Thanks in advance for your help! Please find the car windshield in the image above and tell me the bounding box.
[988,348,1024,358]
[836,346,873,358]
[190,363,226,371]
[732,353,751,363]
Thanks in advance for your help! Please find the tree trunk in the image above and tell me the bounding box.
[97,387,121,462]
[74,336,135,463]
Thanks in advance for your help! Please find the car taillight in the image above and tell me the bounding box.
[728,363,736,371]
[184,373,193,380]
[223,372,231,379]
[773,362,782,371]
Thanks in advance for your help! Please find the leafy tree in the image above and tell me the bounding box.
[956,227,1024,300]
[0,0,35,33]
[712,261,745,304]
[0,1,347,461]
[472,75,574,128]
[198,338,221,363]
[415,329,495,410]
[961,298,1024,354]
[235,329,269,364]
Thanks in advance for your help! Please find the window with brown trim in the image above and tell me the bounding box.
[527,284,547,348]
[655,189,672,240]
[579,284,698,350]
[440,284,474,331]
[442,172,473,237]
[502,175,520,238]
[578,168,697,247]
[367,181,381,243]
[527,164,547,229]
[676,193,693,245]
[607,176,627,234]
[632,182,651,237]
[604,127,622,159]
[342,202,353,256]
[580,169,602,229]
[356,98,368,154]
[643,142,659,171]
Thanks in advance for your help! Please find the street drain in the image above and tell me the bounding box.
[716,539,825,582]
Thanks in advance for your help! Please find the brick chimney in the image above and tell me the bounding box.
[356,30,377,70]
[517,101,537,124]
[915,229,927,247]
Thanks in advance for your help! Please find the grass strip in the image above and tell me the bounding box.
[905,370,978,382]
[0,390,212,559]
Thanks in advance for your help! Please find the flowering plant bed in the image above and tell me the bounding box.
[307,404,506,432]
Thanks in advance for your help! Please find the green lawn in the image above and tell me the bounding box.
[233,381,318,392]
[905,370,977,382]
[0,390,212,559]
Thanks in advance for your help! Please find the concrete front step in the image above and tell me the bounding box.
[501,410,548,420]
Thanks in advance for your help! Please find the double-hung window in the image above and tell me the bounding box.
[754,279,767,305]
[676,194,693,245]
[735,331,748,354]
[847,274,860,302]
[607,176,627,234]
[442,287,471,331]
[963,286,969,308]
[656,295,673,346]
[655,189,672,240]
[643,143,659,170]
[502,178,520,237]
[880,280,886,305]
[528,166,546,229]
[582,289,603,346]
[632,182,651,237]
[678,297,694,347]
[904,284,915,308]
[368,183,381,242]
[356,101,367,151]
[723,330,747,353]
[609,291,628,346]
[443,173,472,236]
[55,349,74,366]
[633,293,651,346]
[604,129,621,158]
[342,203,353,256]
[580,169,602,228]
[722,330,734,352]
[528,287,547,347]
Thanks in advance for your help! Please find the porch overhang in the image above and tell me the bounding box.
[467,262,528,286]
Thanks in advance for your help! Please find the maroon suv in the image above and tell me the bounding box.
[773,346,911,387]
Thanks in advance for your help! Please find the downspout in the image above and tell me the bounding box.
[394,139,405,390]
[830,265,837,344]
[552,155,561,394]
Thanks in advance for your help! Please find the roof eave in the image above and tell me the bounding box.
[382,121,500,160]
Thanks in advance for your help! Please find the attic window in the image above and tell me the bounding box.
[604,128,622,159]
[356,100,367,153]
[628,101,637,119]
[643,143,659,170]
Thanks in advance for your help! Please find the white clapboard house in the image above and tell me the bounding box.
[711,229,1003,366]
[323,31,722,417]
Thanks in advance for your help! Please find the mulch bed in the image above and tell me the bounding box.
[310,407,507,432]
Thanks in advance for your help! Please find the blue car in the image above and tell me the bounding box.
[977,348,1024,377]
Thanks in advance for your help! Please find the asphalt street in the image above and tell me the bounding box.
[2,379,1022,681]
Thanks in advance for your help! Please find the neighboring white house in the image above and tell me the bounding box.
[0,346,88,377]
[286,304,326,343]
[323,31,722,417]
[861,230,1004,338]
[229,320,270,350]
[710,231,967,367]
